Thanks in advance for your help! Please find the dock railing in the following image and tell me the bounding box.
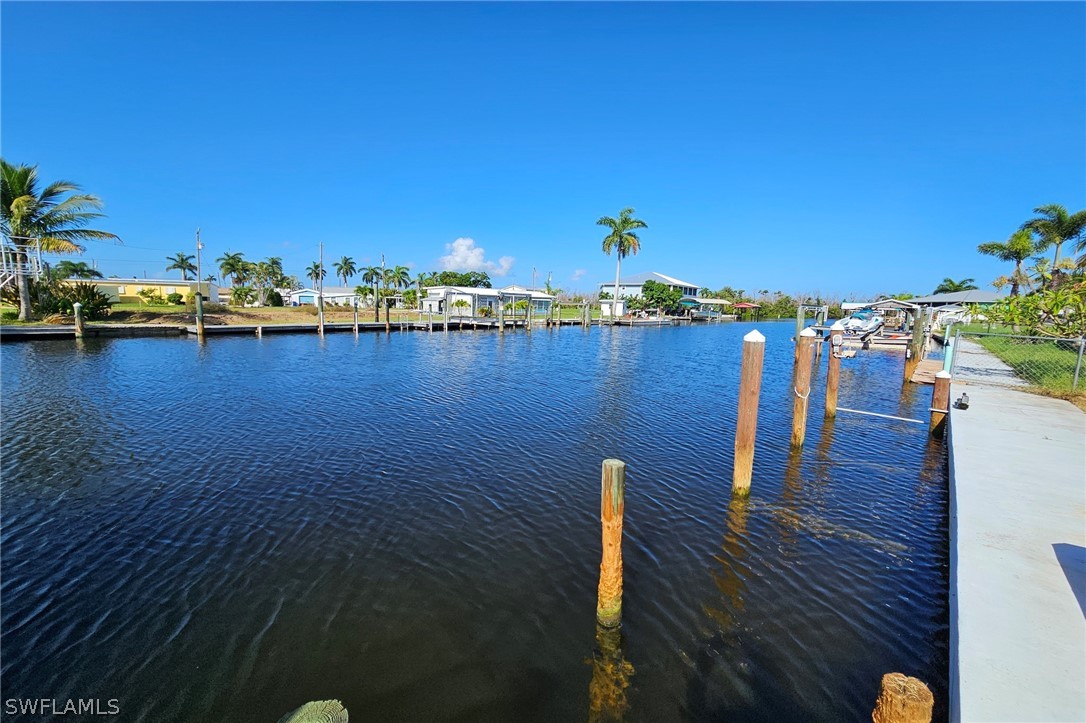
[951,331,1085,391]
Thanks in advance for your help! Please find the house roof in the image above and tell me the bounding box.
[597,271,700,289]
[909,290,1002,305]
[288,286,357,297]
[99,277,215,286]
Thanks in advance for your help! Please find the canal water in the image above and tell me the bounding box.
[1,322,948,721]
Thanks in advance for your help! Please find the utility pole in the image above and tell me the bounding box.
[532,266,536,290]
[318,241,325,335]
[196,228,203,297]
[381,254,387,331]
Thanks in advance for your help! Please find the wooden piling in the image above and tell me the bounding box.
[194,292,205,340]
[791,327,816,448]
[353,303,359,335]
[825,321,844,419]
[871,673,934,723]
[904,309,925,382]
[72,302,85,338]
[384,299,390,334]
[930,370,951,437]
[732,330,765,497]
[596,459,626,629]
[256,325,263,338]
[443,305,449,333]
[429,311,434,333]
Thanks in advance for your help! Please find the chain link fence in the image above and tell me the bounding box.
[950,331,1086,391]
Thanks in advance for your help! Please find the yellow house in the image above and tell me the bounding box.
[61,278,221,304]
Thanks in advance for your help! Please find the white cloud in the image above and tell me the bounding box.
[439,237,514,277]
[571,269,586,281]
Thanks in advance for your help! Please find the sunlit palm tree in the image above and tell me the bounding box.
[978,230,1033,296]
[361,265,382,320]
[1022,204,1086,278]
[598,207,647,322]
[217,251,247,287]
[333,256,356,287]
[932,277,978,294]
[1,159,120,320]
[305,261,326,285]
[166,252,197,280]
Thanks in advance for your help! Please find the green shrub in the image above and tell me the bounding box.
[166,292,184,305]
[57,282,113,319]
[269,290,284,307]
[137,288,167,305]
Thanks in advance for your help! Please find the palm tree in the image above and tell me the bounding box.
[53,260,103,279]
[932,277,978,294]
[217,251,247,287]
[978,230,1034,297]
[166,252,197,280]
[305,261,326,285]
[1022,204,1086,278]
[361,265,382,320]
[597,207,647,322]
[333,256,356,287]
[1,159,120,320]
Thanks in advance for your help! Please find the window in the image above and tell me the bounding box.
[165,286,176,294]
[117,286,126,294]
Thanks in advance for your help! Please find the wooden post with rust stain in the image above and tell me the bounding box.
[871,673,934,723]
[596,459,626,628]
[732,329,765,497]
[904,309,925,382]
[930,370,951,437]
[194,292,205,340]
[825,320,844,419]
[73,302,86,338]
[791,327,816,448]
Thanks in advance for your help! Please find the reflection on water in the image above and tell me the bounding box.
[587,624,635,723]
[1,323,947,721]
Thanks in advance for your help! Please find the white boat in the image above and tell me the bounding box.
[839,309,884,334]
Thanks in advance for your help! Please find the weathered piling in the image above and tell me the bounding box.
[194,292,205,340]
[256,325,263,338]
[904,309,925,381]
[428,311,434,333]
[930,370,951,437]
[732,329,765,497]
[597,459,626,629]
[318,301,325,336]
[72,302,85,338]
[871,673,934,723]
[587,624,634,723]
[825,321,844,419]
[353,303,359,335]
[794,305,805,358]
[443,305,449,333]
[384,301,390,334]
[791,327,816,447]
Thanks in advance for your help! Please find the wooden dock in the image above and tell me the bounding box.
[910,358,943,384]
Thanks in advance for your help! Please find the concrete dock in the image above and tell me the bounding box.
[948,359,1085,721]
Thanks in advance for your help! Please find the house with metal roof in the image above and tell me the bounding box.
[420,285,554,317]
[908,290,1003,307]
[597,271,701,316]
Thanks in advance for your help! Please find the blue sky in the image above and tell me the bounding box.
[3,2,1083,298]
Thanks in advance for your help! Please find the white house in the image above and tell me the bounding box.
[420,285,554,317]
[286,286,361,307]
[597,271,701,316]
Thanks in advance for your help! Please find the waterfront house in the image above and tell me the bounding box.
[597,271,701,316]
[286,287,361,307]
[420,285,554,317]
[80,278,220,304]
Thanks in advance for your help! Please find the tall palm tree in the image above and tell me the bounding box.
[305,261,326,285]
[217,251,247,287]
[1,159,120,320]
[53,260,103,279]
[361,265,382,320]
[597,207,647,322]
[166,252,197,280]
[387,265,410,291]
[978,230,1033,296]
[333,256,356,287]
[932,277,978,294]
[1022,204,1086,276]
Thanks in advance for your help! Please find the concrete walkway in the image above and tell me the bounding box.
[948,369,1086,721]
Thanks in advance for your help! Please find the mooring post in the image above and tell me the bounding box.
[825,321,844,419]
[256,325,263,338]
[353,302,359,335]
[732,330,765,497]
[443,305,449,333]
[930,370,951,437]
[72,301,85,338]
[428,311,433,333]
[791,327,817,447]
[942,323,955,373]
[871,672,934,723]
[904,309,925,381]
[384,300,390,334]
[596,459,626,628]
[194,292,205,340]
[318,300,325,336]
[497,302,504,334]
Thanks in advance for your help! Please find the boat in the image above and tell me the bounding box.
[839,309,884,334]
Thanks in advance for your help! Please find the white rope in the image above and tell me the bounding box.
[836,407,924,424]
[794,386,811,400]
